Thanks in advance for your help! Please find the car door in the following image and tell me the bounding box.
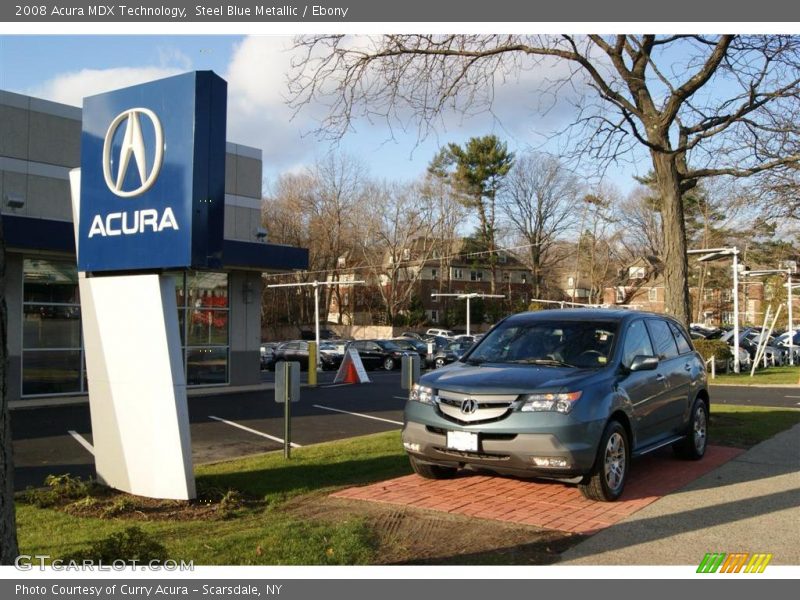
[616,318,670,449]
[644,318,684,441]
[666,321,699,431]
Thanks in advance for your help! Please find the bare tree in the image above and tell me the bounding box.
[289,34,800,325]
[262,154,367,325]
[500,153,580,298]
[355,182,443,323]
[0,216,19,564]
[615,189,665,261]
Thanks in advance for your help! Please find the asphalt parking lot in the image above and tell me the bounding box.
[10,369,407,490]
[8,371,800,491]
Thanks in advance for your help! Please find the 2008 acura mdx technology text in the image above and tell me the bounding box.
[402,309,709,501]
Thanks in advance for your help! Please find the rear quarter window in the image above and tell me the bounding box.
[668,322,693,355]
[646,319,679,360]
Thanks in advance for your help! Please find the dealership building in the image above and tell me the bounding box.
[1,89,308,403]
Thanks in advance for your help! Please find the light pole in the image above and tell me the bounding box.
[742,265,796,366]
[267,279,365,369]
[688,247,741,373]
[430,292,505,336]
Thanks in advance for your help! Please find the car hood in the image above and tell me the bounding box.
[419,361,604,395]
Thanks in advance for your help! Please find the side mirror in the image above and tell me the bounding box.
[629,355,659,372]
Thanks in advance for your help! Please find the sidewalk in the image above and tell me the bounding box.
[560,423,800,565]
[8,382,276,410]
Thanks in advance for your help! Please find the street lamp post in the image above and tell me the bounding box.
[688,247,741,373]
[430,292,505,336]
[267,279,365,369]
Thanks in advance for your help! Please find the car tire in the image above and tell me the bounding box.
[409,455,457,479]
[579,420,629,502]
[434,358,446,369]
[383,357,395,371]
[673,398,708,461]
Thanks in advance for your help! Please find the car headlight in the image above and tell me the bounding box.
[519,391,582,414]
[409,384,437,404]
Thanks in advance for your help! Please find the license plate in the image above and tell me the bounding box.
[447,430,479,452]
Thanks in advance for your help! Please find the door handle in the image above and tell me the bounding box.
[684,363,692,371]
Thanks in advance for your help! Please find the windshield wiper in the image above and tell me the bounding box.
[507,358,576,368]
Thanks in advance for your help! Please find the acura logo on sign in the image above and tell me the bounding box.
[460,398,478,415]
[103,108,164,198]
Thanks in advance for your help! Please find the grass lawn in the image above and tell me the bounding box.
[16,404,800,566]
[16,431,410,566]
[709,404,800,448]
[711,365,800,385]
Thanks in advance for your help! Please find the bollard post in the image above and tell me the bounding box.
[275,361,300,459]
[307,341,318,387]
[401,354,421,390]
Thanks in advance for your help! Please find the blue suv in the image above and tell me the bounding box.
[402,309,709,501]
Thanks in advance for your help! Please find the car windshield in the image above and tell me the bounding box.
[465,320,618,369]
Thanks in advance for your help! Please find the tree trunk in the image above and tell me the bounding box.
[652,151,692,327]
[0,215,19,564]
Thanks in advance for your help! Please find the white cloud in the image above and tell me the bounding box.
[222,36,318,175]
[27,66,186,107]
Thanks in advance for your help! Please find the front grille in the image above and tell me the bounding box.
[437,390,518,424]
[425,426,517,441]
[433,447,511,461]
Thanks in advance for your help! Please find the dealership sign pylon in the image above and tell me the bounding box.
[70,72,227,500]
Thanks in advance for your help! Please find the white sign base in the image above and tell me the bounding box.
[79,275,196,500]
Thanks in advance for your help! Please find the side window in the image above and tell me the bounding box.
[646,319,679,360]
[669,322,692,355]
[621,320,655,368]
[352,341,365,351]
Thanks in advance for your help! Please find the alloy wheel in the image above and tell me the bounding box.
[603,432,626,492]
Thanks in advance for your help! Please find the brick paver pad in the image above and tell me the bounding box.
[332,445,744,534]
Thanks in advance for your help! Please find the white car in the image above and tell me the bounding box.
[425,328,455,338]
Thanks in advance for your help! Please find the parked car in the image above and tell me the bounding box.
[270,340,344,371]
[260,342,278,370]
[402,309,709,502]
[391,338,430,366]
[400,332,426,341]
[300,328,340,341]
[347,339,409,370]
[425,328,455,338]
[319,341,345,368]
[775,330,800,363]
[430,339,475,369]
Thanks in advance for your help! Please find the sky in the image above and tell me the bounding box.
[0,34,648,196]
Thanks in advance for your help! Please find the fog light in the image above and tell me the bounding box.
[403,442,421,453]
[532,456,568,468]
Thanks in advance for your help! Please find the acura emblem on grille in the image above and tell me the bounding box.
[460,398,478,414]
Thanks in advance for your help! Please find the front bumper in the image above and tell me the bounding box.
[402,402,602,478]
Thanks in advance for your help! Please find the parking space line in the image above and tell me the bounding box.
[312,404,403,426]
[68,430,94,455]
[208,416,302,448]
[784,395,800,398]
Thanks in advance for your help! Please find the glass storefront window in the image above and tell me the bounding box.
[22,262,231,396]
[22,259,83,396]
[186,347,228,385]
[168,270,230,387]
